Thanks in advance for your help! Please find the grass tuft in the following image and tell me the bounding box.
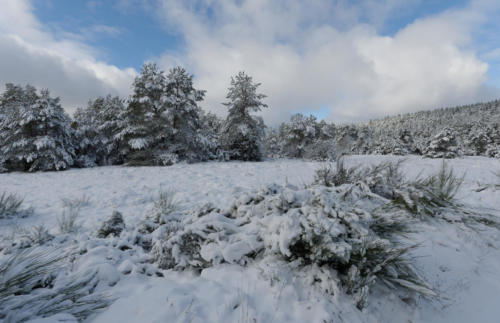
[0,192,34,219]
[57,204,81,234]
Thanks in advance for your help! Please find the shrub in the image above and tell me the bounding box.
[313,158,357,187]
[149,190,180,224]
[313,159,406,199]
[150,182,434,308]
[350,160,406,200]
[97,211,125,238]
[0,192,34,219]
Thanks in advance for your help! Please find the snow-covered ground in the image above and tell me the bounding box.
[1,156,500,323]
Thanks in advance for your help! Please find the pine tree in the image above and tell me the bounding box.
[73,95,125,167]
[119,63,169,165]
[219,72,267,161]
[0,84,30,171]
[199,110,222,159]
[262,127,280,158]
[163,66,207,163]
[424,128,459,158]
[0,85,75,172]
[119,63,208,165]
[279,113,318,158]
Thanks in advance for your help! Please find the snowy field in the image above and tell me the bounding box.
[1,155,500,323]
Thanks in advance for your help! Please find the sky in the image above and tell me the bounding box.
[1,0,500,125]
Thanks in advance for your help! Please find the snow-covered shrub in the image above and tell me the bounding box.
[97,211,125,238]
[149,190,180,224]
[0,247,110,322]
[314,159,405,198]
[150,182,434,307]
[0,191,33,219]
[219,72,267,161]
[313,159,356,187]
[352,160,406,200]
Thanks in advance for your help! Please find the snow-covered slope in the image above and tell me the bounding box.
[1,156,499,323]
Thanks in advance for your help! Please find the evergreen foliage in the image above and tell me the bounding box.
[219,72,267,161]
[73,95,125,167]
[265,100,500,160]
[150,180,435,308]
[119,63,208,165]
[0,84,75,172]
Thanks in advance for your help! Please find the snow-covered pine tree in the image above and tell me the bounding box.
[0,84,29,171]
[262,127,280,158]
[163,66,207,163]
[219,72,267,161]
[73,95,125,167]
[0,86,75,172]
[199,110,222,159]
[279,113,318,158]
[72,105,97,168]
[119,63,209,165]
[119,62,169,165]
[424,127,459,158]
[303,120,338,160]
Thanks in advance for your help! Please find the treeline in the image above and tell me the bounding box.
[0,64,267,172]
[264,100,500,160]
[1,62,499,173]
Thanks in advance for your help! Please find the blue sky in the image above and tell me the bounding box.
[1,0,500,124]
[32,0,183,69]
[32,0,472,71]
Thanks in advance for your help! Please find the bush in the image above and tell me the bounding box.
[150,182,434,308]
[149,190,180,224]
[313,158,356,187]
[0,192,34,219]
[314,159,406,200]
[97,211,125,238]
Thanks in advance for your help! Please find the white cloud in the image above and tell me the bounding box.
[0,0,136,113]
[2,0,499,124]
[155,0,500,124]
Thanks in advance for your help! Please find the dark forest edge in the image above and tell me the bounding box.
[0,63,498,173]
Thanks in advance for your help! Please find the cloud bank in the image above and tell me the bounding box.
[0,0,499,124]
[0,0,136,112]
[156,0,500,124]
